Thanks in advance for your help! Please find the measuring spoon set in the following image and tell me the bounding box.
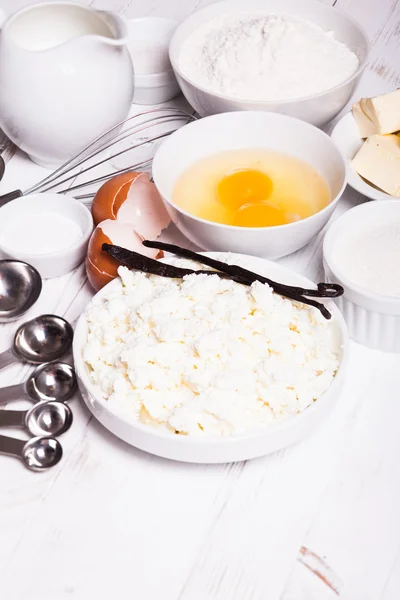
[0,260,77,471]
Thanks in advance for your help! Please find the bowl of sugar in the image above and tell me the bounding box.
[0,193,93,279]
[323,200,400,353]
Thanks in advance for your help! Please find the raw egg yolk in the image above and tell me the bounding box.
[217,169,288,226]
[217,169,273,208]
[235,201,287,227]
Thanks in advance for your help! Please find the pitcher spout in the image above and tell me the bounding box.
[0,3,130,53]
[95,11,130,46]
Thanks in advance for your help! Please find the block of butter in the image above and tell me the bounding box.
[352,89,400,137]
[352,101,376,137]
[352,134,400,197]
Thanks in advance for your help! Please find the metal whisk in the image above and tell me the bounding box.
[0,108,196,206]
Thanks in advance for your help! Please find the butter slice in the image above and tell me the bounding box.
[352,134,400,197]
[352,100,376,138]
[359,90,400,135]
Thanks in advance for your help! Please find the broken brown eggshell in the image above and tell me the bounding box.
[86,219,162,291]
[86,171,170,290]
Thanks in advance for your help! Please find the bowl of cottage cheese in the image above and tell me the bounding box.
[169,0,369,126]
[73,252,348,463]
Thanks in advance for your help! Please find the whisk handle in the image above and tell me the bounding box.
[0,189,23,207]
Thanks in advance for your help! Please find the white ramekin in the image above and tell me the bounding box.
[128,17,180,105]
[133,71,180,105]
[0,193,93,279]
[323,200,400,353]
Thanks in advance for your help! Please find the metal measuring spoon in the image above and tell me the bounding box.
[0,434,62,470]
[0,401,72,437]
[0,362,76,405]
[0,315,73,371]
[0,260,42,322]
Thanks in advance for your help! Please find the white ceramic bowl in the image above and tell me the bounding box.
[73,252,349,463]
[152,111,347,258]
[128,17,180,105]
[323,200,400,353]
[169,0,369,126]
[0,193,93,278]
[331,111,391,201]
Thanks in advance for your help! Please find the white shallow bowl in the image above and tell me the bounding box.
[169,0,369,126]
[0,193,93,279]
[73,252,349,464]
[331,111,393,201]
[323,200,400,353]
[152,111,346,259]
[128,17,180,105]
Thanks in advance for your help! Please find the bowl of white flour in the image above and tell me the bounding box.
[170,0,369,126]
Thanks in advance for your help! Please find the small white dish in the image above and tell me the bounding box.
[331,111,391,201]
[0,193,93,279]
[323,200,400,353]
[73,252,349,464]
[128,17,180,105]
[152,110,346,259]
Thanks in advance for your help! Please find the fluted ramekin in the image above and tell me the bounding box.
[323,200,400,353]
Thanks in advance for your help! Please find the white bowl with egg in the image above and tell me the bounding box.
[0,193,93,279]
[169,0,369,126]
[323,200,400,352]
[152,111,346,258]
[73,252,349,463]
[128,17,180,105]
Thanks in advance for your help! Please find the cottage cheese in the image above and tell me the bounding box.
[83,261,339,437]
[178,13,359,101]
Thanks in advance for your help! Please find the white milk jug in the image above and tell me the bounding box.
[0,2,134,167]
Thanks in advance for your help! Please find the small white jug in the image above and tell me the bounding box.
[0,2,134,167]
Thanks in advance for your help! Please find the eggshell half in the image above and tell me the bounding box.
[117,173,171,239]
[91,172,145,226]
[86,219,161,291]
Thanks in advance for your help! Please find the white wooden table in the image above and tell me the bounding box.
[1,1,400,599]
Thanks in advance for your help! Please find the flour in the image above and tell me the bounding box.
[179,13,359,101]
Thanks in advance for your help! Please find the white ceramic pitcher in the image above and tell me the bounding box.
[0,2,134,167]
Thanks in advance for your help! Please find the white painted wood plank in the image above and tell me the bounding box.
[284,351,400,600]
[381,548,400,600]
[91,0,336,17]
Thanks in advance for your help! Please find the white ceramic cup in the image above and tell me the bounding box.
[152,111,347,259]
[0,193,93,279]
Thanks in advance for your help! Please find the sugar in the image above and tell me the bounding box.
[335,221,400,298]
[0,211,83,255]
